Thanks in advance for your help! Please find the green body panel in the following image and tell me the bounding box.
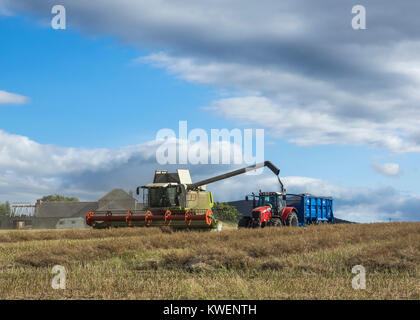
[186,191,214,211]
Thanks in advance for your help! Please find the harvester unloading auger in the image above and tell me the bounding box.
[86,161,282,230]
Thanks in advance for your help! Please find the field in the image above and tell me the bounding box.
[0,222,418,299]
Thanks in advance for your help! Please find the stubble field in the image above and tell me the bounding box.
[0,222,418,299]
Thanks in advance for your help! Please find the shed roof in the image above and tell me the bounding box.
[98,189,136,202]
[35,202,98,218]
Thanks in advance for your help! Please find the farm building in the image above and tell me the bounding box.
[0,189,142,230]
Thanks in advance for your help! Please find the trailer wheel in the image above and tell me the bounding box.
[238,216,251,228]
[286,211,298,227]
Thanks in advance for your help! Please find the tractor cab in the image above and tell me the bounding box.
[257,192,286,215]
[240,190,298,228]
[247,191,286,216]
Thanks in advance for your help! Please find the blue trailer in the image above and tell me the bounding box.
[286,194,334,226]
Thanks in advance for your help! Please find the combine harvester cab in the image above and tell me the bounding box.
[86,161,283,230]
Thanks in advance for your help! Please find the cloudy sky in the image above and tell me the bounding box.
[1,0,419,222]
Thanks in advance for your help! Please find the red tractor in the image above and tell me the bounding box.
[238,191,299,228]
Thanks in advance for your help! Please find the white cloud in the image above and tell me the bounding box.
[0,130,159,201]
[142,54,420,153]
[0,90,28,105]
[371,162,400,177]
[0,130,159,175]
[0,130,248,202]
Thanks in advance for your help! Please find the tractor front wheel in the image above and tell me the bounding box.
[286,211,298,227]
[270,218,282,227]
[238,216,251,228]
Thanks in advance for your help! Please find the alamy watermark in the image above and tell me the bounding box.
[50,4,367,31]
[352,5,366,30]
[155,121,264,170]
[351,265,366,290]
[51,5,66,30]
[51,265,66,289]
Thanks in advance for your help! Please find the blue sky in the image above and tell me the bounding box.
[1,1,420,222]
[0,15,218,147]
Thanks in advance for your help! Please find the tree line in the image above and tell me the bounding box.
[0,201,11,216]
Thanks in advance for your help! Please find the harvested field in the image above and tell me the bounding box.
[0,222,418,299]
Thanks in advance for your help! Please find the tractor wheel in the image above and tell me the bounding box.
[270,218,282,227]
[238,216,251,228]
[251,221,261,228]
[286,211,299,227]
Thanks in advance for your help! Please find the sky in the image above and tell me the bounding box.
[0,0,420,222]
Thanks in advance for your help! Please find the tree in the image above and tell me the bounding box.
[0,201,11,216]
[212,202,242,222]
[41,194,79,202]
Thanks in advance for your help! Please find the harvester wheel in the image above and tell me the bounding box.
[145,210,153,227]
[164,210,172,226]
[126,210,132,227]
[205,210,213,226]
[185,210,192,227]
[286,211,298,227]
[106,211,112,228]
[86,211,95,227]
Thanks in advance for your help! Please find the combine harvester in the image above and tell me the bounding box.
[86,161,282,230]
